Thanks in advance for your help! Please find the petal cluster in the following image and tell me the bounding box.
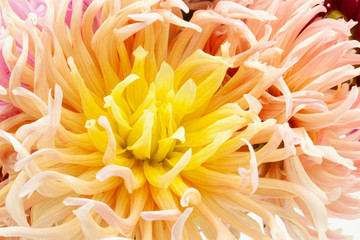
[0,0,359,240]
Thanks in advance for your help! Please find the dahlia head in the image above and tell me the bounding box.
[0,0,359,240]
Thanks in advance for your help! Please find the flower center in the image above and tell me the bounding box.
[104,71,186,163]
[67,44,252,190]
[82,46,192,165]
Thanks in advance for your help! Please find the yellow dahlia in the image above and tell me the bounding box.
[0,0,278,239]
[0,0,359,240]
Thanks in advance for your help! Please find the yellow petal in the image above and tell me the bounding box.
[144,149,192,189]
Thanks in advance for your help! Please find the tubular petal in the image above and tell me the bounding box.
[171,208,193,240]
[180,188,201,207]
[140,210,181,221]
[0,0,360,239]
[96,165,135,193]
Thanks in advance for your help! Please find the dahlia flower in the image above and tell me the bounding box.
[0,0,359,240]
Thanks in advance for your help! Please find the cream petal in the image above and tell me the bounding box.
[69,202,118,240]
[96,165,135,193]
[5,171,29,227]
[180,188,201,207]
[171,208,193,240]
[14,148,60,172]
[0,218,80,240]
[238,138,258,194]
[141,210,181,221]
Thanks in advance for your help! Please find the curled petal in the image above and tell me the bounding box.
[14,148,60,172]
[278,123,300,155]
[64,197,135,237]
[160,0,189,13]
[171,208,193,240]
[96,165,136,193]
[243,94,262,115]
[69,202,118,240]
[316,145,356,170]
[144,149,192,189]
[114,21,156,42]
[19,171,120,198]
[214,1,277,21]
[0,129,29,159]
[5,171,29,227]
[180,188,201,207]
[238,138,258,194]
[155,9,202,32]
